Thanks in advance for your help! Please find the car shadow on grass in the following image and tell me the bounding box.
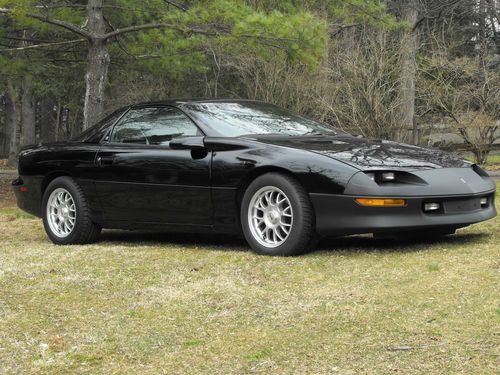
[99,230,248,252]
[98,229,489,255]
[316,232,489,254]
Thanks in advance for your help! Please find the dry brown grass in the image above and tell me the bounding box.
[0,175,16,209]
[0,179,498,374]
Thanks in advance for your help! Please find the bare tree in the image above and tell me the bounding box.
[455,112,498,164]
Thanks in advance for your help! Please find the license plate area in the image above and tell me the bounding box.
[443,197,481,213]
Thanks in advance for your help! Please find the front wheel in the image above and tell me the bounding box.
[241,173,317,256]
[42,176,101,245]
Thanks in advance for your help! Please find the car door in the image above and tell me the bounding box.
[93,105,212,225]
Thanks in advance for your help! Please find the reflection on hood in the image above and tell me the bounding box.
[251,135,468,170]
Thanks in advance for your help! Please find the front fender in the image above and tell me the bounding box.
[210,139,358,194]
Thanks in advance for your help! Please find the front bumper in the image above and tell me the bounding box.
[310,190,496,236]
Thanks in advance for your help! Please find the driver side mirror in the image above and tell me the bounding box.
[169,136,206,150]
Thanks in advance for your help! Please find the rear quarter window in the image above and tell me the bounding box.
[73,108,127,143]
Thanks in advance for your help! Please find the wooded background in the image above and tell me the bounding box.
[0,0,498,166]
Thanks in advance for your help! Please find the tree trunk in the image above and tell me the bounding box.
[0,96,8,158]
[20,76,36,146]
[54,99,62,141]
[398,1,419,144]
[474,149,488,165]
[5,80,21,167]
[82,0,110,130]
[40,98,55,143]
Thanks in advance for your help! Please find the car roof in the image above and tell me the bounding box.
[130,98,263,109]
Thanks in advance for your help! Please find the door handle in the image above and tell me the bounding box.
[97,156,114,166]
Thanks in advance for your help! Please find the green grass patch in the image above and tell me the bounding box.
[245,348,272,362]
[184,339,206,347]
[485,154,500,164]
[426,261,441,272]
[0,207,36,219]
[463,152,500,168]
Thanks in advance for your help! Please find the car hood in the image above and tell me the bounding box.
[246,134,468,170]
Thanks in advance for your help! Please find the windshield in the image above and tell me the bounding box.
[184,101,336,137]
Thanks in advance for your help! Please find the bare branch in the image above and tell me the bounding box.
[330,23,361,38]
[102,15,137,58]
[0,38,86,53]
[163,1,188,12]
[413,8,444,32]
[0,35,51,43]
[34,4,87,9]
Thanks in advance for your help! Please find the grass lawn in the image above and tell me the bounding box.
[0,176,498,374]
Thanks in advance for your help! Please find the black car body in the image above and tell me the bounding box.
[13,99,497,255]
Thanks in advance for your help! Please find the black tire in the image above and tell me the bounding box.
[42,176,101,245]
[240,173,317,256]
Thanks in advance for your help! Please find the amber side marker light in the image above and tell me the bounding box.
[355,198,406,207]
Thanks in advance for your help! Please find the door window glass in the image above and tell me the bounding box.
[110,107,201,145]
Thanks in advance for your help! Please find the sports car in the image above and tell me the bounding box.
[12,99,497,255]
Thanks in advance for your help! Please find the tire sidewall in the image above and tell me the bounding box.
[42,177,86,245]
[241,173,314,256]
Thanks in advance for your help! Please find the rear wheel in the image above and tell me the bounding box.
[42,177,101,245]
[241,173,317,256]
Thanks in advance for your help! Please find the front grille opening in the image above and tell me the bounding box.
[423,194,493,215]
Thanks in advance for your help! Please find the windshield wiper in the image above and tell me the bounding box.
[239,133,294,137]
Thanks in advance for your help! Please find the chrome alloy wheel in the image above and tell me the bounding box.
[248,186,293,248]
[46,188,76,238]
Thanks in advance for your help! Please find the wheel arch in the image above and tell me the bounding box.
[41,171,74,195]
[236,166,302,204]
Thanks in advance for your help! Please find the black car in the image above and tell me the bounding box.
[13,100,497,256]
